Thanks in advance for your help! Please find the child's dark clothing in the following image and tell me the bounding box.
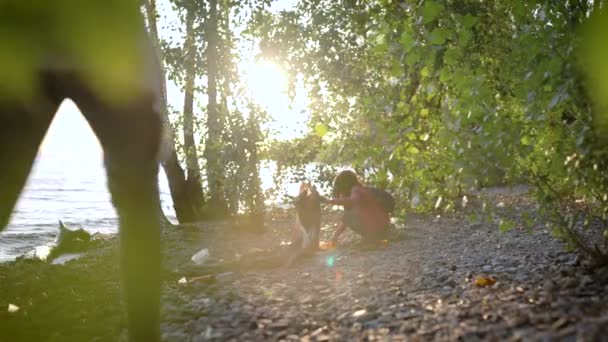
[331,185,390,240]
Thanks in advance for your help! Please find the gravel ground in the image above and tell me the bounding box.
[1,191,608,341]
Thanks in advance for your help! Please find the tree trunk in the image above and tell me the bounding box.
[144,0,206,223]
[204,0,227,217]
[180,6,207,220]
[183,9,202,181]
[246,107,265,230]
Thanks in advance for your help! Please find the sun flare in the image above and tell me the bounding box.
[246,60,288,109]
[244,59,309,140]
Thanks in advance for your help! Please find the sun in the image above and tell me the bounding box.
[243,59,310,140]
[246,60,288,110]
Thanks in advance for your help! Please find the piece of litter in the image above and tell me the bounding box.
[189,275,215,284]
[8,304,19,313]
[178,277,187,284]
[191,248,209,265]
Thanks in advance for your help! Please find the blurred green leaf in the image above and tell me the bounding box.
[421,66,430,78]
[314,123,329,138]
[422,1,444,24]
[579,9,608,141]
[462,14,478,29]
[400,31,415,52]
[429,28,448,45]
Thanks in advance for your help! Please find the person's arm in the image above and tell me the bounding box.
[326,186,363,207]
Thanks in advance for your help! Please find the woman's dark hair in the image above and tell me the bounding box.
[332,170,360,197]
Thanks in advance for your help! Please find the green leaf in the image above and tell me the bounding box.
[443,49,457,66]
[390,61,402,77]
[429,28,448,45]
[406,145,420,154]
[421,66,430,77]
[439,68,451,83]
[422,1,444,24]
[459,28,472,45]
[462,14,478,29]
[405,51,421,66]
[314,123,329,138]
[400,31,415,52]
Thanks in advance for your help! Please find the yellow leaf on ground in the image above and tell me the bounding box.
[474,276,497,287]
[319,241,336,251]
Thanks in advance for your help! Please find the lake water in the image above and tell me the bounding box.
[0,153,308,262]
[0,154,178,262]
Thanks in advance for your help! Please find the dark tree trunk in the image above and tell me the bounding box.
[180,7,207,220]
[144,0,206,224]
[183,8,202,181]
[204,0,228,217]
[246,108,265,230]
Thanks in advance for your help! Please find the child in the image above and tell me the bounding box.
[325,170,393,245]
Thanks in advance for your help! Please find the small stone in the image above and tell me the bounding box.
[256,319,272,329]
[310,327,326,337]
[441,286,454,295]
[336,311,349,321]
[552,317,569,330]
[396,311,419,320]
[506,314,529,327]
[300,295,313,304]
[270,320,289,329]
[561,277,577,289]
[436,273,449,283]
[352,309,367,318]
[581,275,593,287]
